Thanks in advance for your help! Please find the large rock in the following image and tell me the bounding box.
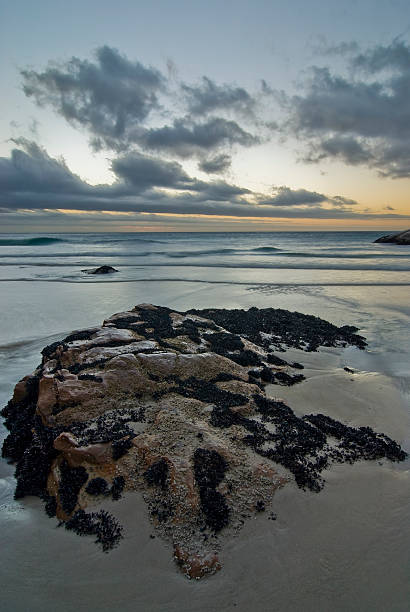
[374,229,410,244]
[1,304,407,578]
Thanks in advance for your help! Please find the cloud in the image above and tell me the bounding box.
[258,186,328,207]
[198,154,231,174]
[257,186,357,208]
[1,141,409,223]
[282,41,410,178]
[21,46,165,150]
[138,117,259,157]
[182,76,256,116]
[1,139,89,194]
[111,152,194,190]
[20,46,262,160]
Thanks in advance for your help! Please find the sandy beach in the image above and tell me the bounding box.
[1,231,410,611]
[1,320,409,612]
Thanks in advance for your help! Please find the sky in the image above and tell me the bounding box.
[1,0,410,232]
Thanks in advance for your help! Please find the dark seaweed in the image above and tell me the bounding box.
[64,329,98,343]
[206,332,244,354]
[169,376,248,408]
[189,307,367,351]
[211,372,241,383]
[1,374,40,462]
[86,477,110,496]
[144,459,169,489]
[266,354,288,366]
[68,408,144,446]
[193,448,230,532]
[210,393,407,492]
[44,495,57,517]
[64,509,123,552]
[78,373,103,382]
[58,461,88,515]
[228,350,263,367]
[12,417,59,500]
[305,414,407,463]
[41,341,67,360]
[273,371,305,386]
[111,305,217,348]
[112,436,134,460]
[111,476,125,500]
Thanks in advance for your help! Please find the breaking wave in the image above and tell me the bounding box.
[0,237,66,246]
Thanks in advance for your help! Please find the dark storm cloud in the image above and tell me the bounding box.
[198,154,232,174]
[182,76,256,115]
[21,46,166,149]
[0,139,89,194]
[21,47,262,157]
[111,152,194,190]
[283,41,410,178]
[304,135,372,165]
[257,187,358,208]
[0,142,250,211]
[138,117,258,157]
[258,187,327,207]
[2,142,407,222]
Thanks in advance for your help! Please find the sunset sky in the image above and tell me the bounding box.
[1,0,410,232]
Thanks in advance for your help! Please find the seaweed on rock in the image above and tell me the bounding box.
[0,303,407,575]
[111,476,125,500]
[58,461,88,515]
[1,374,40,462]
[86,477,110,496]
[64,509,123,552]
[144,459,169,489]
[194,449,230,532]
[189,306,367,351]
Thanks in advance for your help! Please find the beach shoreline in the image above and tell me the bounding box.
[1,296,409,611]
[1,227,410,611]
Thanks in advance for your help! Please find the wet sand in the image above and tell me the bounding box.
[1,345,409,612]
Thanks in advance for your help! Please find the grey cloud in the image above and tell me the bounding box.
[310,38,360,57]
[21,46,165,149]
[283,41,410,178]
[198,154,231,174]
[111,152,193,190]
[2,143,406,221]
[259,186,326,207]
[182,76,255,115]
[139,117,259,157]
[0,139,89,194]
[305,136,372,165]
[352,40,410,73]
[257,186,357,208]
[111,151,247,200]
[20,47,262,158]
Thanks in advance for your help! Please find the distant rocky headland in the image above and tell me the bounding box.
[374,229,410,244]
[1,305,407,579]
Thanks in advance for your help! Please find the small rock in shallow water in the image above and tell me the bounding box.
[81,265,118,274]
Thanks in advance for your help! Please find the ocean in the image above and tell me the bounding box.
[1,231,409,611]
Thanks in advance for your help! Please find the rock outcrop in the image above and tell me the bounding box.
[374,229,410,244]
[1,305,407,579]
[81,265,119,274]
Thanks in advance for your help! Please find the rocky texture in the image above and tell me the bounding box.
[374,229,410,244]
[81,265,119,274]
[1,304,407,579]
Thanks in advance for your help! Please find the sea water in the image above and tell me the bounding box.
[0,231,409,611]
